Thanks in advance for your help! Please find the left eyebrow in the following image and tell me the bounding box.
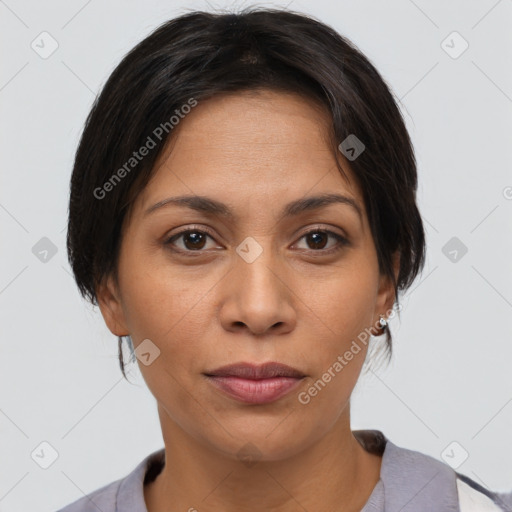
[279,193,363,222]
[144,192,363,222]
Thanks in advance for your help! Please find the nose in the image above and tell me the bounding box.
[218,242,297,337]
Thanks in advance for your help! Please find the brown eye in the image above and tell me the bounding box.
[295,229,349,254]
[165,229,217,252]
[305,231,329,250]
[182,231,207,250]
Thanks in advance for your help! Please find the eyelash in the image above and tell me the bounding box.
[164,225,349,257]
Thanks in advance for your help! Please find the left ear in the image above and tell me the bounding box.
[372,251,400,334]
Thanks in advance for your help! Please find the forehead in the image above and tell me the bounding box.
[167,89,333,155]
[138,90,363,218]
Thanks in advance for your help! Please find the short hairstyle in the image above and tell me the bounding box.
[66,7,426,379]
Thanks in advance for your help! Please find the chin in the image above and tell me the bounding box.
[205,419,318,464]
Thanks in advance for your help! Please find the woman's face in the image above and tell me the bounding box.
[98,90,397,460]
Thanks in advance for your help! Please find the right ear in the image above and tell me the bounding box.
[95,274,130,336]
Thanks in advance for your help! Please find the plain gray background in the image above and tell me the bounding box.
[1,0,511,510]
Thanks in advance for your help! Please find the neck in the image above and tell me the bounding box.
[144,404,382,512]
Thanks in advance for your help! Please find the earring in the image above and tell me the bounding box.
[376,314,388,335]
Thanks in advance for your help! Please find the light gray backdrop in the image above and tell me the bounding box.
[1,0,511,510]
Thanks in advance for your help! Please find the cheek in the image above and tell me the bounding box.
[117,244,207,340]
[309,265,376,343]
[116,247,227,384]
[301,267,375,392]
[119,263,211,415]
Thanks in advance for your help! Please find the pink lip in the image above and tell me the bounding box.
[203,362,306,404]
[205,375,304,404]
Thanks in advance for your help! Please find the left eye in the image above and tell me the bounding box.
[294,229,348,253]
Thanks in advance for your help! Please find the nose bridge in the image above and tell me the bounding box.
[234,234,281,297]
[219,234,295,335]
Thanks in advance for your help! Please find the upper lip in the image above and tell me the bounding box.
[204,362,306,379]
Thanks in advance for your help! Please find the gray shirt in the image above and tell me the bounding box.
[57,430,511,511]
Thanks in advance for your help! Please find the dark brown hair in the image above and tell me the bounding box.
[66,7,426,380]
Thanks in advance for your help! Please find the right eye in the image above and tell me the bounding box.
[164,227,221,254]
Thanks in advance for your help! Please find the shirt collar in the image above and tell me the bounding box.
[115,448,164,512]
[115,430,460,512]
[356,430,460,511]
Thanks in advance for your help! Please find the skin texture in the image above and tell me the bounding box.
[97,90,399,512]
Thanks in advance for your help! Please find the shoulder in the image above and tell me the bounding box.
[392,439,508,511]
[56,478,122,512]
[456,474,512,512]
[355,430,509,511]
[56,448,165,512]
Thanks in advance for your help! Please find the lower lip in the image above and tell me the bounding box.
[205,375,304,404]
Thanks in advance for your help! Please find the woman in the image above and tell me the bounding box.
[59,7,509,511]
